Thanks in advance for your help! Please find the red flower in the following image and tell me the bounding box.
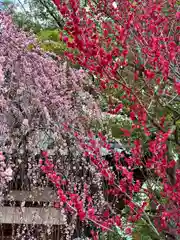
[78,211,86,220]
[63,36,68,43]
[88,208,95,218]
[176,12,180,20]
[120,128,131,137]
[144,70,155,79]
[130,111,136,120]
[125,227,132,235]
[103,209,110,218]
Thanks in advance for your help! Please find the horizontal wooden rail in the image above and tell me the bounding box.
[5,187,58,202]
[0,206,65,225]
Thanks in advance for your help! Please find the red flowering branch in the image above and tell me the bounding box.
[47,0,180,238]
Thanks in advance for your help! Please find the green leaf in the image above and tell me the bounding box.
[111,124,123,138]
[115,225,123,236]
[37,29,59,41]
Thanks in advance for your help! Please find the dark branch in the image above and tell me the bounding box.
[37,0,64,29]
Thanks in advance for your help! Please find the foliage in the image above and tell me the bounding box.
[27,0,64,28]
[35,29,81,68]
[12,0,63,32]
[12,11,43,33]
[0,0,64,34]
[36,29,68,55]
[132,220,158,240]
[0,0,12,10]
[0,0,43,33]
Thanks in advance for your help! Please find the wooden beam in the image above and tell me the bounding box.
[5,188,58,202]
[0,207,65,225]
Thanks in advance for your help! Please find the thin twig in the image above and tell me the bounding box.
[115,183,160,238]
